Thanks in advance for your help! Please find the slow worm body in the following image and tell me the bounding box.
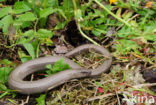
[8,44,112,94]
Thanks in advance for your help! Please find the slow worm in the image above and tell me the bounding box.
[8,44,112,94]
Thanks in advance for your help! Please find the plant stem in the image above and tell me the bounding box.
[72,0,77,10]
[34,18,38,33]
[77,23,100,46]
[94,0,132,28]
[72,0,100,46]
[0,43,17,48]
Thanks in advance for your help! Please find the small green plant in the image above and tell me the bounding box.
[36,94,46,105]
[0,59,16,98]
[45,58,70,76]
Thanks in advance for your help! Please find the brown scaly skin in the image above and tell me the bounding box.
[8,44,112,94]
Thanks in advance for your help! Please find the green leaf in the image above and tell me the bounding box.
[45,64,52,70]
[117,26,139,37]
[60,0,73,19]
[48,58,70,74]
[21,21,33,29]
[0,15,13,34]
[45,0,58,8]
[18,50,32,63]
[115,39,138,55]
[14,21,33,29]
[17,12,36,21]
[0,67,12,83]
[39,8,57,18]
[37,29,53,38]
[122,11,133,20]
[32,39,40,57]
[38,18,47,28]
[18,30,34,44]
[0,92,8,99]
[0,59,12,65]
[90,18,105,26]
[0,84,7,91]
[0,6,12,18]
[17,30,35,43]
[92,29,101,37]
[18,37,33,45]
[24,30,35,37]
[62,0,73,10]
[36,94,46,105]
[0,59,14,98]
[14,1,31,14]
[46,58,70,75]
[23,43,36,59]
[54,21,67,30]
[0,21,2,27]
[13,20,23,29]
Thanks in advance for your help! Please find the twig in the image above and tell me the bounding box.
[89,93,118,102]
[92,86,98,105]
[133,83,156,88]
[102,37,109,44]
[87,93,116,101]
[21,95,30,105]
[116,14,139,31]
[111,80,121,105]
[87,91,128,101]
[146,64,156,70]
[86,57,108,69]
